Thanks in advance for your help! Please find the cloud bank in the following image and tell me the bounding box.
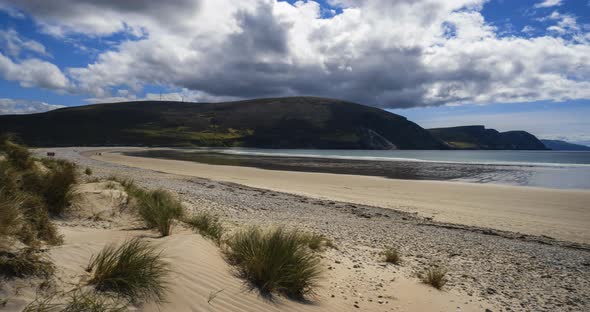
[0,98,64,114]
[0,0,589,108]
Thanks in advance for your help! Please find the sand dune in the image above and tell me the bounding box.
[46,226,488,312]
[3,180,492,312]
[90,149,590,244]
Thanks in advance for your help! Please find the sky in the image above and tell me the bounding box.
[0,0,589,144]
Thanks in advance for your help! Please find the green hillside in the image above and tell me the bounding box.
[0,97,446,150]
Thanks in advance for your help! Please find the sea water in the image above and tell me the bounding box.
[127,148,590,190]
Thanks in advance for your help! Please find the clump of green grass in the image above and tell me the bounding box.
[0,248,54,278]
[0,191,23,238]
[0,189,61,246]
[224,226,322,299]
[0,139,63,247]
[299,233,336,251]
[185,211,224,243]
[63,290,127,312]
[18,194,63,246]
[136,189,184,236]
[0,173,61,247]
[107,176,138,192]
[421,266,448,289]
[382,247,401,265]
[86,238,170,304]
[20,159,78,216]
[84,167,93,176]
[42,161,78,215]
[0,162,19,193]
[0,139,33,170]
[23,289,127,312]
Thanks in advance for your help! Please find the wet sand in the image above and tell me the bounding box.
[125,149,512,181]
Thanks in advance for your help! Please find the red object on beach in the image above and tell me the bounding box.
[47,152,55,157]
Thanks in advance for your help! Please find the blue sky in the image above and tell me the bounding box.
[0,0,589,144]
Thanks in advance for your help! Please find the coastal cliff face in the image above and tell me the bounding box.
[541,139,590,151]
[428,125,547,150]
[0,97,445,150]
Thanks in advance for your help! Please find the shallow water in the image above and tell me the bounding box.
[126,148,590,190]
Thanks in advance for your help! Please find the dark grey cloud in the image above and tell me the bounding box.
[1,0,201,19]
[0,0,202,35]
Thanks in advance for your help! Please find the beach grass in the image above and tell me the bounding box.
[0,161,62,246]
[185,211,224,243]
[41,160,78,215]
[224,226,322,299]
[107,176,142,198]
[19,158,78,216]
[299,232,336,251]
[0,139,33,170]
[18,194,63,245]
[0,248,54,278]
[23,289,128,312]
[382,247,401,265]
[0,191,23,238]
[86,238,169,304]
[421,266,448,289]
[135,189,184,236]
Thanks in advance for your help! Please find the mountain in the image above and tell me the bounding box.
[428,125,547,150]
[541,139,590,151]
[0,97,447,150]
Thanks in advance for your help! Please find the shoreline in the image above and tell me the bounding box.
[126,148,590,190]
[187,148,590,168]
[80,147,590,244]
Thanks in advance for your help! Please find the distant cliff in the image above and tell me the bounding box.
[428,126,547,150]
[541,140,590,151]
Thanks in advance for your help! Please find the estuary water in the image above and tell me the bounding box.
[126,148,590,190]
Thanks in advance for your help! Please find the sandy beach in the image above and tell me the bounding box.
[88,148,590,244]
[5,147,586,312]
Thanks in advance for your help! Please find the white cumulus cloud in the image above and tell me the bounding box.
[0,52,69,90]
[0,29,49,57]
[0,98,64,114]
